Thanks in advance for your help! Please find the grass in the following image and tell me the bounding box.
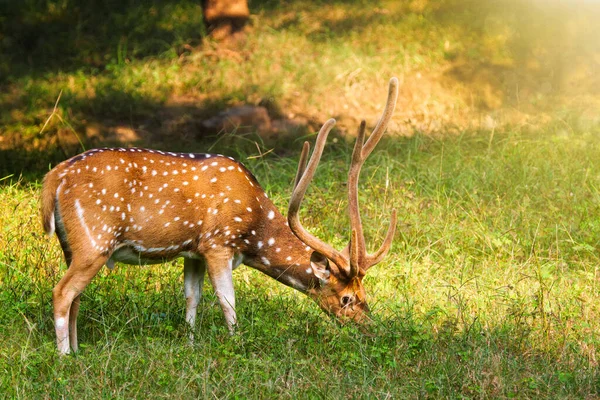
[1,0,600,397]
[1,128,600,398]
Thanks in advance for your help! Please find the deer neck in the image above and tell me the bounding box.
[242,207,318,294]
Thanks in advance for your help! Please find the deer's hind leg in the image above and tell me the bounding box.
[56,233,83,352]
[52,250,107,355]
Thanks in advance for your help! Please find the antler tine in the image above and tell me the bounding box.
[361,77,399,160]
[288,119,348,270]
[365,208,397,268]
[347,77,399,277]
[293,142,310,190]
[346,120,367,277]
[349,229,360,278]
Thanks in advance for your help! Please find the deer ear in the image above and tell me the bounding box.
[310,251,331,282]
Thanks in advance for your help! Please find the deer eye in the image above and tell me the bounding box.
[341,295,354,307]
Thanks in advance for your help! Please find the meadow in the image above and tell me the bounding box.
[1,0,599,398]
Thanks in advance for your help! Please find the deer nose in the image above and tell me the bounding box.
[341,300,369,321]
[341,294,354,307]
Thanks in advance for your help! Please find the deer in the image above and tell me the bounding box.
[41,78,399,354]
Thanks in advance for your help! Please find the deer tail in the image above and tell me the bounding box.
[41,169,60,236]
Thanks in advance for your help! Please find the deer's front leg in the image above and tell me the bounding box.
[183,257,207,337]
[205,249,237,333]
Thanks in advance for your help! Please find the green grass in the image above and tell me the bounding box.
[1,129,599,398]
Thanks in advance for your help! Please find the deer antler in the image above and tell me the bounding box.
[288,119,349,271]
[347,77,399,275]
[288,77,399,278]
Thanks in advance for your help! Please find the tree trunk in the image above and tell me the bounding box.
[202,0,249,40]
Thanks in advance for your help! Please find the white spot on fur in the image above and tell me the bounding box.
[74,199,97,247]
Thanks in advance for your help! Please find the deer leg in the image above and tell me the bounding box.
[68,294,81,352]
[205,250,237,333]
[57,237,83,352]
[62,243,82,352]
[53,254,106,354]
[184,257,207,339]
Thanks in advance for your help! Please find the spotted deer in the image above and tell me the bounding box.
[42,78,399,354]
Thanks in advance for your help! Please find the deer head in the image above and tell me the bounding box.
[288,77,399,321]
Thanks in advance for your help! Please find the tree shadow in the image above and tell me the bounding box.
[0,0,206,81]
